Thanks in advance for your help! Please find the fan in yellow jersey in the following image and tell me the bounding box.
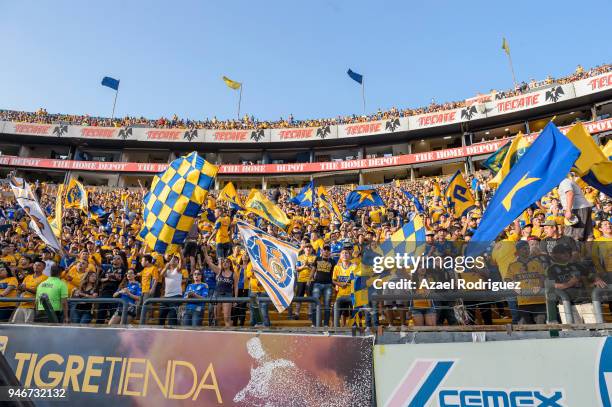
[505,241,547,324]
[294,245,316,319]
[332,248,356,326]
[0,265,18,321]
[245,262,270,327]
[211,208,233,259]
[592,220,612,291]
[11,260,47,323]
[139,255,160,297]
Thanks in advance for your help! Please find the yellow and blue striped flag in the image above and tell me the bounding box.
[565,123,612,196]
[488,133,531,188]
[64,178,88,212]
[245,189,290,230]
[139,152,218,254]
[445,170,477,218]
[289,181,315,207]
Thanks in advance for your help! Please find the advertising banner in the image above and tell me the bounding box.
[337,118,408,138]
[574,71,612,97]
[486,83,576,118]
[205,129,271,143]
[270,125,338,142]
[0,325,373,407]
[374,337,611,407]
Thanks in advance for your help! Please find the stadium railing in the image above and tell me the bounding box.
[591,285,612,324]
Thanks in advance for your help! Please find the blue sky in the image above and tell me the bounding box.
[1,1,609,122]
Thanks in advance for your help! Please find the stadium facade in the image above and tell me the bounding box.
[1,70,611,188]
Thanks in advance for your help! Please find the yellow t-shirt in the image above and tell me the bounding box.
[333,263,355,297]
[214,216,231,244]
[311,238,325,254]
[592,236,612,276]
[297,254,317,283]
[19,274,48,308]
[0,254,18,267]
[141,265,160,293]
[246,263,264,293]
[506,258,546,305]
[0,276,18,307]
[491,240,516,280]
[62,266,86,295]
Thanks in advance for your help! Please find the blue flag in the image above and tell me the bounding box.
[468,123,580,255]
[346,185,385,210]
[347,69,363,85]
[101,76,120,91]
[401,189,425,213]
[482,141,510,174]
[289,181,314,207]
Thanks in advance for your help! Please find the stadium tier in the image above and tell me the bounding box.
[1,66,611,188]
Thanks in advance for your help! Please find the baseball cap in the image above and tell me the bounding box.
[542,220,557,227]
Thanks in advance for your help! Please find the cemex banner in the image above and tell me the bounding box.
[374,337,611,407]
[0,325,373,406]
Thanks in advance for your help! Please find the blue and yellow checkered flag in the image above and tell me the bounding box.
[350,214,426,325]
[139,152,218,254]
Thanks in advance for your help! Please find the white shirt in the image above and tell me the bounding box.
[43,260,55,277]
[558,178,591,210]
[164,268,184,297]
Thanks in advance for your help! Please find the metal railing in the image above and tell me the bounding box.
[68,298,129,325]
[140,296,321,327]
[591,285,612,324]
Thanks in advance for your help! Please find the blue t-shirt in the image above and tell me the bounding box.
[203,268,216,291]
[119,282,142,305]
[184,283,209,310]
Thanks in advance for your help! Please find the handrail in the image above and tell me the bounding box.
[68,298,130,325]
[140,296,321,327]
[591,285,612,324]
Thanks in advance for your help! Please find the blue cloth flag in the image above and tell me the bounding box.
[101,76,120,91]
[468,123,580,255]
[289,181,314,207]
[401,189,425,213]
[347,69,363,85]
[346,185,385,210]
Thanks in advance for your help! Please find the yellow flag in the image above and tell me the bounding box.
[501,37,510,56]
[218,182,243,208]
[245,189,290,230]
[50,184,64,238]
[64,178,88,212]
[565,123,612,191]
[603,140,612,159]
[222,76,242,90]
[445,171,476,218]
[432,181,442,197]
[488,133,530,188]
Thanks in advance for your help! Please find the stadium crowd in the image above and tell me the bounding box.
[0,169,609,329]
[1,64,610,131]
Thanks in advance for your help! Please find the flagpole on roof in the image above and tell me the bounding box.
[237,84,243,119]
[362,78,366,114]
[502,37,517,89]
[111,89,119,120]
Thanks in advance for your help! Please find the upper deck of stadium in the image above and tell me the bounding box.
[1,63,611,186]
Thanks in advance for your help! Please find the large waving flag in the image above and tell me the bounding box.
[10,178,62,252]
[565,123,611,196]
[317,186,342,219]
[469,123,580,254]
[222,76,242,90]
[432,180,442,198]
[488,133,531,188]
[401,189,425,213]
[346,186,385,210]
[603,140,612,160]
[218,181,244,209]
[445,170,477,218]
[482,140,511,174]
[245,189,290,230]
[139,152,218,254]
[64,178,88,212]
[501,37,511,56]
[237,221,298,312]
[289,181,314,207]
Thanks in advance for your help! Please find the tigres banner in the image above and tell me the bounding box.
[0,325,373,406]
